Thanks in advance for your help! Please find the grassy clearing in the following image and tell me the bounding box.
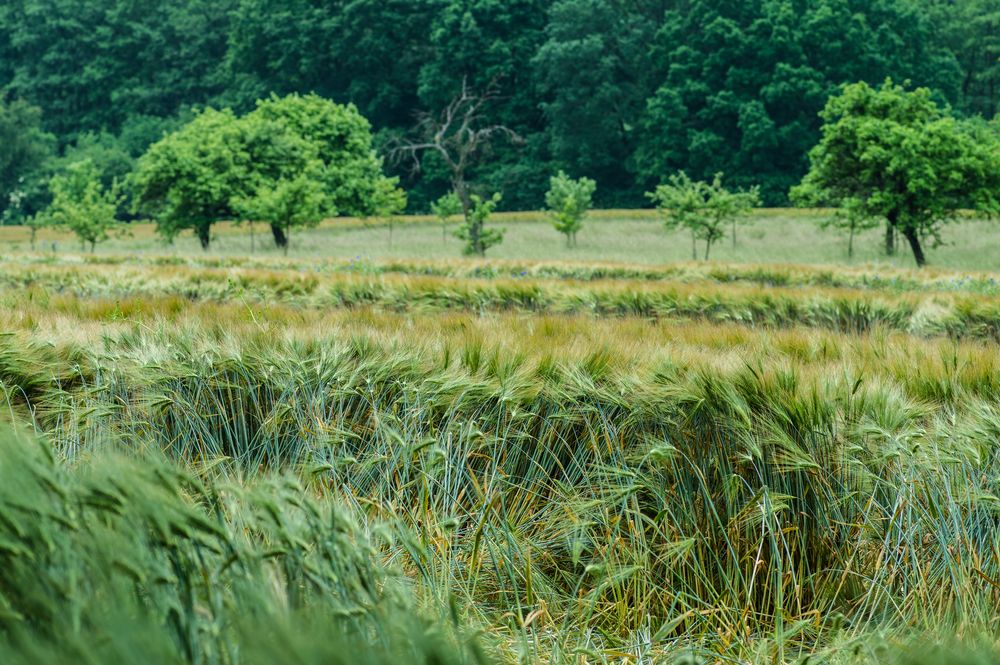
[4,208,1000,270]
[3,247,1000,662]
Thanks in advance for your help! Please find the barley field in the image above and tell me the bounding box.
[2,217,1000,664]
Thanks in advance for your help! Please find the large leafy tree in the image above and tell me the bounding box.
[1,0,993,212]
[131,108,255,249]
[794,80,1000,267]
[921,0,1000,119]
[233,168,334,256]
[249,94,403,218]
[533,0,659,206]
[227,0,434,129]
[133,95,401,250]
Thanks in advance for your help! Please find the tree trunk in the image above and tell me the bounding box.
[848,223,855,259]
[198,225,211,251]
[452,174,471,218]
[901,226,926,267]
[29,228,36,251]
[283,224,290,256]
[470,216,482,256]
[90,240,96,253]
[884,220,895,256]
[731,219,737,249]
[704,240,712,261]
[691,229,697,260]
[271,223,288,249]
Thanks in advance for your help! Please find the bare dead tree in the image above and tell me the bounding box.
[389,78,521,218]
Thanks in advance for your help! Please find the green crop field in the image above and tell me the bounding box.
[5,0,1000,660]
[2,217,1000,664]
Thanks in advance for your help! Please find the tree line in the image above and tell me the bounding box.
[7,78,1000,268]
[1,0,999,218]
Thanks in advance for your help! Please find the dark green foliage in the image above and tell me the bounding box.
[0,97,54,222]
[921,0,1000,118]
[632,0,963,204]
[0,0,998,211]
[0,0,235,141]
[533,0,659,206]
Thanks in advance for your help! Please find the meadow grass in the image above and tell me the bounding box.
[3,244,1000,662]
[4,208,1000,270]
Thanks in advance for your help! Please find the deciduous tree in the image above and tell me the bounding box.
[455,192,503,256]
[131,108,250,249]
[794,80,1000,267]
[544,170,596,247]
[648,172,759,260]
[431,192,463,244]
[0,97,54,220]
[233,168,333,256]
[44,160,122,252]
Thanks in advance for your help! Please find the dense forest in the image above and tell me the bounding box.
[1,0,998,215]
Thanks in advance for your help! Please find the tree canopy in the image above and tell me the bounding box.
[545,170,596,246]
[1,0,996,215]
[131,95,399,248]
[648,172,760,260]
[0,97,54,223]
[131,108,252,248]
[794,80,1000,266]
[43,160,122,252]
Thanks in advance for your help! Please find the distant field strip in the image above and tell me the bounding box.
[6,258,1000,340]
[10,252,1000,293]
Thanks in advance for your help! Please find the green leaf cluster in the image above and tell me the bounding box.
[431,192,463,243]
[131,94,403,250]
[544,171,596,247]
[3,0,991,212]
[647,172,760,260]
[41,160,123,252]
[455,193,504,257]
[794,80,1000,266]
